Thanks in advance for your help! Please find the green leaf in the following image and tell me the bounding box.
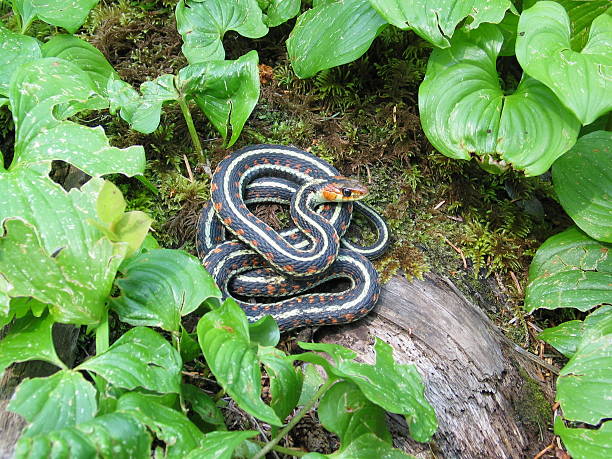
[107,74,178,134]
[305,433,416,458]
[185,431,259,459]
[319,381,392,446]
[178,50,260,146]
[15,0,99,33]
[181,383,225,427]
[0,173,126,325]
[552,131,612,242]
[14,412,152,459]
[249,315,280,347]
[175,0,267,63]
[96,180,126,225]
[524,227,611,313]
[257,346,302,420]
[180,326,202,363]
[516,2,612,125]
[8,370,97,436]
[9,58,145,177]
[0,23,41,96]
[556,307,612,426]
[0,312,64,378]
[297,363,325,406]
[263,0,300,27]
[42,35,116,97]
[298,339,437,442]
[117,392,206,458]
[555,0,612,52]
[555,417,612,459]
[110,211,153,258]
[418,23,580,176]
[539,320,583,359]
[110,249,221,332]
[197,298,282,426]
[369,0,514,48]
[287,0,386,78]
[78,327,182,394]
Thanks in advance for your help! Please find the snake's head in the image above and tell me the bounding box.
[321,177,369,202]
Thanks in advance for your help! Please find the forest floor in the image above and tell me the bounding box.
[0,1,573,456]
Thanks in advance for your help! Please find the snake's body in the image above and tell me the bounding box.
[197,145,389,331]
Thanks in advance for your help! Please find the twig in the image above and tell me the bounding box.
[509,271,523,294]
[441,235,467,269]
[533,438,556,459]
[433,200,445,210]
[183,154,194,182]
[512,343,559,375]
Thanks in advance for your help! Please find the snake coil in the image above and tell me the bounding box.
[197,145,390,331]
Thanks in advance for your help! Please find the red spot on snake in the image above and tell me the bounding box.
[214,202,222,211]
[307,266,318,273]
[343,313,355,321]
[210,183,218,192]
[267,285,276,294]
[250,240,259,247]
[236,229,245,236]
[212,248,222,254]
[223,217,232,225]
[285,265,295,272]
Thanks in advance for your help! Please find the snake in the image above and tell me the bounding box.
[197,144,390,331]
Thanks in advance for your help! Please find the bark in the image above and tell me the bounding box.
[316,274,556,459]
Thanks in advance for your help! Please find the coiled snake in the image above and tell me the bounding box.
[197,145,389,331]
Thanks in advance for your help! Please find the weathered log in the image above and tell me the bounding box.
[317,274,556,459]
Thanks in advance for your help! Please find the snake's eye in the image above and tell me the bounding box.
[342,188,352,197]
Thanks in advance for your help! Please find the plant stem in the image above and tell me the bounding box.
[252,379,335,459]
[252,441,308,457]
[95,312,110,355]
[177,97,207,167]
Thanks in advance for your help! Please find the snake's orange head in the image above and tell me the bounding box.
[321,177,369,202]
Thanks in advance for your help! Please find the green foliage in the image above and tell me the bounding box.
[7,0,100,34]
[516,2,611,125]
[552,131,611,242]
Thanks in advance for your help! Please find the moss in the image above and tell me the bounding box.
[514,368,552,431]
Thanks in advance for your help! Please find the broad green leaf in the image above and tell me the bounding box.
[319,381,392,446]
[419,24,580,176]
[180,326,202,363]
[175,0,267,63]
[110,211,153,258]
[369,0,514,48]
[96,180,127,225]
[0,24,41,96]
[249,315,280,347]
[539,320,583,359]
[8,370,97,436]
[14,412,151,459]
[554,417,612,459]
[110,249,221,332]
[552,131,611,242]
[287,0,386,78]
[197,298,282,426]
[304,433,416,458]
[9,58,145,177]
[78,327,182,394]
[185,431,259,459]
[556,307,612,425]
[297,363,325,406]
[516,2,612,125]
[0,313,64,378]
[14,0,100,33]
[178,50,260,146]
[181,383,225,427]
[263,0,300,27]
[42,35,116,97]
[554,0,611,51]
[0,173,126,325]
[298,339,437,442]
[257,346,302,419]
[117,392,206,458]
[525,227,611,313]
[107,74,178,134]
